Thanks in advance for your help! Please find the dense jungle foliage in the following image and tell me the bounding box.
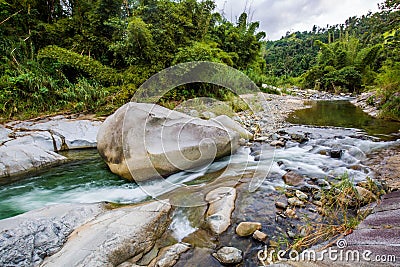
[0,0,399,121]
[264,0,400,120]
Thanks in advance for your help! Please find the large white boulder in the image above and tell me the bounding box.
[97,102,241,182]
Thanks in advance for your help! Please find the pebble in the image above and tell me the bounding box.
[285,208,298,219]
[287,197,304,207]
[252,230,268,243]
[275,201,288,210]
[295,190,308,201]
[236,222,262,237]
[270,140,285,147]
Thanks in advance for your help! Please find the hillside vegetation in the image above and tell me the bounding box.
[0,0,399,121]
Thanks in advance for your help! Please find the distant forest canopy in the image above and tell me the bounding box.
[0,0,399,121]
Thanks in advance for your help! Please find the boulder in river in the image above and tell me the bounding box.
[97,102,242,182]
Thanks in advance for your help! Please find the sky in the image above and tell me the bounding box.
[214,0,382,40]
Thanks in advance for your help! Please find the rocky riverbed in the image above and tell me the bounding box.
[1,92,399,266]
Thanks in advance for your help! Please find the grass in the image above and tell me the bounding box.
[287,173,383,252]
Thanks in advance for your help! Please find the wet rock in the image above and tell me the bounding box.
[235,222,262,237]
[148,243,191,267]
[255,136,269,142]
[295,190,308,201]
[287,197,305,207]
[212,247,242,265]
[275,201,288,210]
[282,171,305,186]
[252,230,268,243]
[41,201,172,267]
[287,230,296,238]
[97,103,240,182]
[205,187,236,234]
[329,149,343,159]
[270,140,285,147]
[290,133,308,143]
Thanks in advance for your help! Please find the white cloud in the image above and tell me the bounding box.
[214,0,382,40]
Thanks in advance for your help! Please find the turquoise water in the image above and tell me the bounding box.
[287,100,400,140]
[0,150,131,220]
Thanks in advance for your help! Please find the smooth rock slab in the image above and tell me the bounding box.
[0,203,105,267]
[41,201,172,267]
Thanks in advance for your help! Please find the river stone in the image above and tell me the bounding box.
[253,230,268,242]
[212,115,253,140]
[236,222,262,237]
[287,197,305,207]
[148,242,191,267]
[41,201,172,267]
[282,171,305,186]
[205,187,237,234]
[0,203,105,267]
[295,190,308,201]
[212,247,243,265]
[97,102,240,182]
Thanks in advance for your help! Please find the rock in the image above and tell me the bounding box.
[356,186,377,204]
[235,222,262,237]
[212,115,253,140]
[97,103,240,182]
[329,149,343,159]
[0,116,102,179]
[9,117,101,150]
[148,243,191,267]
[212,247,242,265]
[252,230,268,242]
[0,125,12,144]
[313,200,323,207]
[282,171,305,186]
[255,136,269,142]
[285,208,298,219]
[295,190,308,201]
[270,140,285,147]
[275,201,288,210]
[290,133,308,143]
[41,201,172,267]
[287,230,296,238]
[205,187,236,234]
[0,203,105,267]
[287,197,305,207]
[0,144,67,179]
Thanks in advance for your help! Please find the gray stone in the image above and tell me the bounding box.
[205,187,236,234]
[212,246,243,265]
[148,243,191,267]
[0,203,105,267]
[41,201,172,267]
[9,118,101,150]
[295,190,308,201]
[0,125,12,144]
[287,197,304,207]
[0,144,67,178]
[97,103,239,182]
